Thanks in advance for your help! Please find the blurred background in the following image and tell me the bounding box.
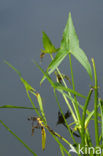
[0,0,103,155]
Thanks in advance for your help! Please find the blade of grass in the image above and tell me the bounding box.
[81,88,93,146]
[36,93,47,123]
[54,82,86,98]
[41,127,46,151]
[4,61,41,117]
[91,58,99,146]
[4,60,21,77]
[26,90,41,117]
[0,120,37,156]
[0,105,37,110]
[99,98,103,145]
[4,61,36,94]
[69,53,81,125]
[59,144,65,156]
[51,134,71,156]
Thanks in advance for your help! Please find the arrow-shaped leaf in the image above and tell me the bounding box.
[41,32,59,53]
[65,13,92,80]
[40,12,93,84]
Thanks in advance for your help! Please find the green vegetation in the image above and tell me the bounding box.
[1,12,103,155]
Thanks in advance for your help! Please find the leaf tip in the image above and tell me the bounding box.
[69,12,71,17]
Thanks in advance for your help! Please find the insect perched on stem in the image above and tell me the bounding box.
[56,110,71,125]
[28,116,46,151]
[55,71,71,85]
[56,111,80,137]
[40,52,45,63]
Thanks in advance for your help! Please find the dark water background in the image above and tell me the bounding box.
[0,0,103,156]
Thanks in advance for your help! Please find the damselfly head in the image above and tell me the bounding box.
[56,110,71,125]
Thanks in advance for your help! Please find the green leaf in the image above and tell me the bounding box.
[4,61,36,94]
[36,93,47,123]
[41,127,46,151]
[33,60,55,87]
[59,144,65,156]
[65,13,92,80]
[0,105,37,109]
[41,32,59,53]
[70,48,92,80]
[20,77,36,93]
[4,60,21,77]
[4,61,40,115]
[40,12,92,84]
[40,49,68,85]
[100,99,103,144]
[54,82,86,98]
[34,61,86,98]
[0,120,37,156]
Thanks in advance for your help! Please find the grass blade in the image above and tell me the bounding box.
[99,99,103,145]
[54,82,86,98]
[59,144,65,156]
[91,58,99,146]
[0,120,37,156]
[41,127,46,151]
[0,105,37,110]
[81,88,93,146]
[4,60,21,77]
[36,93,47,123]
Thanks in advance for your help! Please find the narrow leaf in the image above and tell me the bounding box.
[40,49,68,84]
[4,60,21,77]
[41,32,59,53]
[34,61,86,98]
[20,77,36,93]
[59,144,65,156]
[33,61,55,87]
[41,127,46,151]
[0,120,37,156]
[36,93,47,123]
[100,99,103,144]
[0,105,37,110]
[4,61,36,94]
[54,82,86,98]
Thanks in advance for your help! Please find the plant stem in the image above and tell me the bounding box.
[69,53,82,124]
[99,98,103,145]
[91,58,99,146]
[54,89,76,143]
[50,54,77,121]
[81,88,93,146]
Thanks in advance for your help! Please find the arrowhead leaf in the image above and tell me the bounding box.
[63,13,92,80]
[40,13,93,84]
[41,32,59,53]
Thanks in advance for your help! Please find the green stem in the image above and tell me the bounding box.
[26,90,41,117]
[69,53,81,124]
[50,54,77,122]
[54,89,76,144]
[91,58,99,146]
[81,88,93,146]
[99,98,103,145]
